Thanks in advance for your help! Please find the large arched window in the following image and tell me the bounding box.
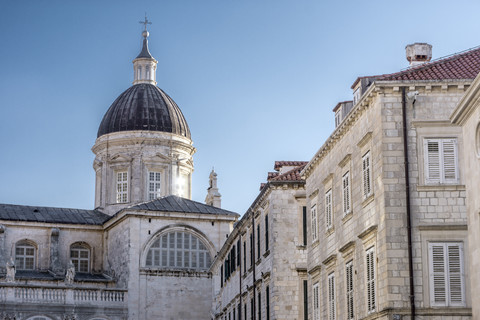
[15,240,36,270]
[145,231,212,271]
[70,243,90,273]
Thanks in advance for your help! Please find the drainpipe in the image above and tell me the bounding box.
[401,87,416,319]
[252,213,256,320]
[239,233,242,320]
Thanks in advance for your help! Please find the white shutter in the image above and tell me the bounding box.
[429,243,446,305]
[424,138,459,184]
[343,172,351,215]
[447,243,464,306]
[366,247,376,313]
[442,139,458,183]
[325,190,332,229]
[428,242,465,307]
[346,261,354,320]
[362,152,371,198]
[328,273,336,320]
[313,283,320,320]
[311,205,317,241]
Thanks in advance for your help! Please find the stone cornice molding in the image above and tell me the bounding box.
[357,132,373,149]
[322,253,337,266]
[338,240,355,254]
[307,265,321,276]
[451,74,480,125]
[358,225,378,241]
[338,154,352,168]
[418,224,468,231]
[411,120,456,128]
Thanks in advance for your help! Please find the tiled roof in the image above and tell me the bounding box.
[0,204,110,225]
[129,195,238,216]
[378,46,480,81]
[267,172,279,180]
[274,161,309,171]
[269,164,306,182]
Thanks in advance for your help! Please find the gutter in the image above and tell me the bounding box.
[402,87,416,319]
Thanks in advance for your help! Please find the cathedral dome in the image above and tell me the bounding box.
[97,83,191,138]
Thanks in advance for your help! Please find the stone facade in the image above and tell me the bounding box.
[303,77,472,319]
[211,162,308,320]
[451,73,480,320]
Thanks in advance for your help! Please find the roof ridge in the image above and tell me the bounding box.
[270,164,307,182]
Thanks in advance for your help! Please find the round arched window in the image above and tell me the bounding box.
[145,231,212,271]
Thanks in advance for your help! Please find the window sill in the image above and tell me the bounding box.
[255,259,262,266]
[311,239,320,248]
[263,249,270,258]
[325,227,335,236]
[362,194,374,207]
[417,184,465,191]
[342,212,353,223]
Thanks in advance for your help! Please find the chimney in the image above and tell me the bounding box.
[406,43,432,67]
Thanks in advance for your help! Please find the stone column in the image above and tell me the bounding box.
[50,228,62,274]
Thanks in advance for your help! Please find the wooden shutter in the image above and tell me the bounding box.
[366,247,376,313]
[424,139,458,184]
[362,152,371,198]
[429,242,465,306]
[313,283,320,320]
[328,273,336,320]
[343,172,351,215]
[325,190,332,229]
[346,261,354,320]
[311,205,317,241]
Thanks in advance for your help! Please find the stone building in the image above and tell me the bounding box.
[210,161,308,320]
[0,26,238,320]
[451,72,480,320]
[302,43,479,320]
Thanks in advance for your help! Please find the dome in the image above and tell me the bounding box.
[97,83,191,138]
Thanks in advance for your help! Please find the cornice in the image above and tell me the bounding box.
[451,74,480,125]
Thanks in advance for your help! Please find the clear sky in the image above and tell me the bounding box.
[1,0,480,215]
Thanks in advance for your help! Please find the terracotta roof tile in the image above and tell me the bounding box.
[267,172,279,180]
[274,161,309,171]
[269,164,306,182]
[378,46,480,81]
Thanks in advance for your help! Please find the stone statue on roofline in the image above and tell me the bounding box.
[5,257,15,283]
[65,260,76,285]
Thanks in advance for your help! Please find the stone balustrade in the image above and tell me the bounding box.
[0,283,127,306]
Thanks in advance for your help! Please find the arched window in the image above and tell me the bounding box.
[15,240,36,270]
[26,316,52,320]
[145,231,212,271]
[70,243,90,273]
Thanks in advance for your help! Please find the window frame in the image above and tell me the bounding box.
[366,246,376,314]
[346,260,354,320]
[70,243,91,273]
[312,282,320,320]
[15,240,36,271]
[362,151,372,199]
[116,170,129,203]
[147,171,162,200]
[328,272,336,320]
[423,138,459,185]
[311,204,318,242]
[342,171,352,216]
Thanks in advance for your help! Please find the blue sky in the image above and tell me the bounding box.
[1,0,480,215]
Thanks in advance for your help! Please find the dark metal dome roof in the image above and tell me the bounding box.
[97,84,191,138]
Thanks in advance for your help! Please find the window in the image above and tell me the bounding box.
[250,232,254,267]
[328,273,336,320]
[238,303,241,320]
[366,247,376,313]
[312,282,320,320]
[148,171,161,200]
[342,172,351,216]
[302,206,307,246]
[70,244,90,273]
[346,261,354,320]
[428,242,465,306]
[243,241,246,272]
[257,224,261,260]
[237,239,241,268]
[266,286,270,320]
[353,87,361,105]
[15,241,35,270]
[264,215,269,252]
[325,189,333,230]
[362,151,372,198]
[258,292,261,320]
[311,205,318,242]
[116,171,128,203]
[145,231,211,271]
[335,109,342,127]
[250,298,254,320]
[424,138,459,184]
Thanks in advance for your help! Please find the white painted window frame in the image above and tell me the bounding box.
[116,171,128,203]
[424,138,459,184]
[362,151,372,199]
[342,171,351,216]
[313,282,320,320]
[70,244,90,273]
[15,242,36,270]
[311,204,318,242]
[328,272,336,320]
[366,246,376,313]
[148,171,162,200]
[346,260,354,320]
[325,189,333,230]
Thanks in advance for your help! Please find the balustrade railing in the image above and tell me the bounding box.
[0,284,127,306]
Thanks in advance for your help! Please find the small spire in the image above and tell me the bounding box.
[133,15,157,85]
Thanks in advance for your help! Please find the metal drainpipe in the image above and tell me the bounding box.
[402,87,416,319]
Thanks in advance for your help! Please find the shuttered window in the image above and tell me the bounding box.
[428,242,465,306]
[325,189,333,230]
[328,273,336,320]
[313,282,320,320]
[362,152,372,198]
[342,172,351,216]
[346,261,354,320]
[424,138,459,184]
[311,205,318,242]
[366,247,376,313]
